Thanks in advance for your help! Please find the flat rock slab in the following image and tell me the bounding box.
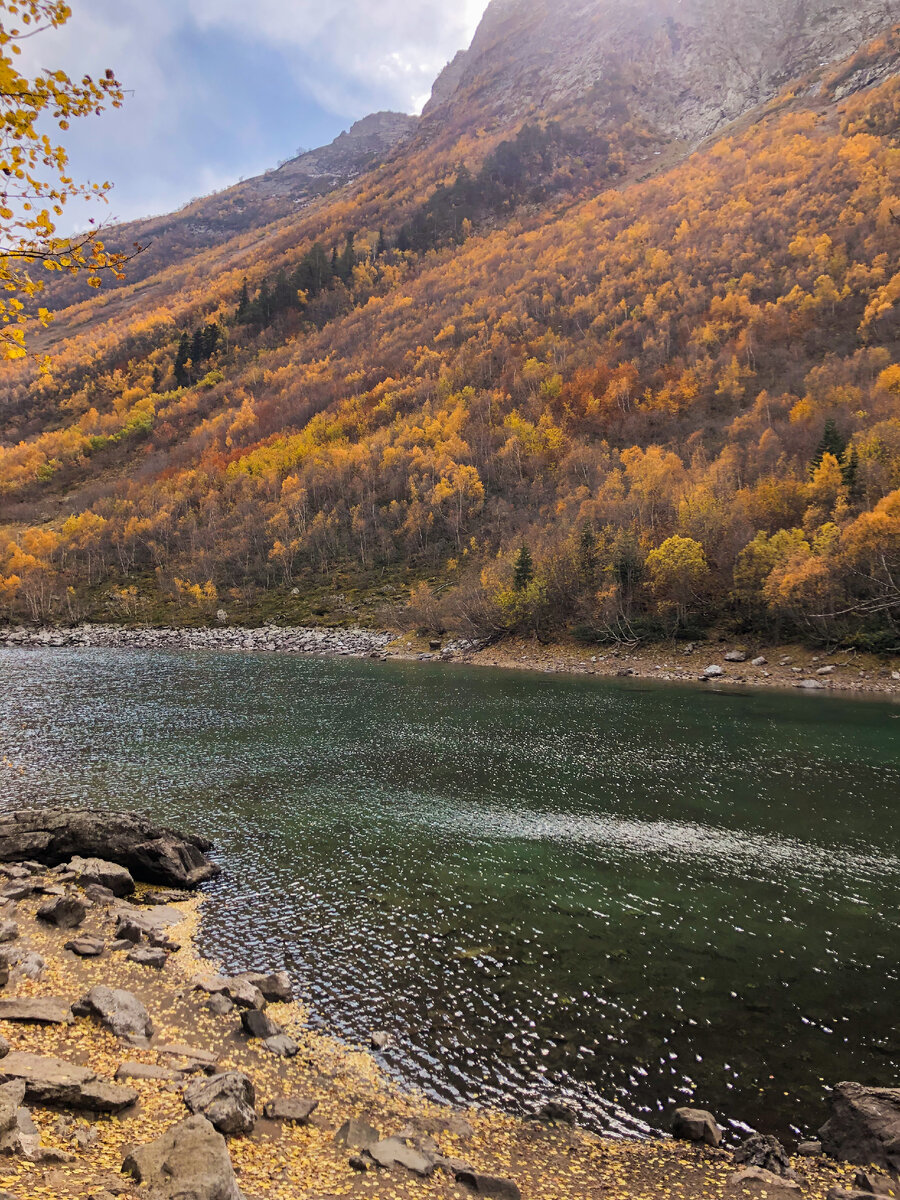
[127,946,168,969]
[0,997,73,1025]
[64,937,105,958]
[263,1097,318,1124]
[157,1043,219,1068]
[368,1137,434,1177]
[116,1061,183,1083]
[0,1051,137,1112]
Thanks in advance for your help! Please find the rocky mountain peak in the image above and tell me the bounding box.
[425,0,900,143]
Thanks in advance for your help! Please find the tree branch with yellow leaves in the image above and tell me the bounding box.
[0,0,141,362]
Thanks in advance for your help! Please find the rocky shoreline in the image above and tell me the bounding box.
[1,623,898,698]
[0,811,892,1200]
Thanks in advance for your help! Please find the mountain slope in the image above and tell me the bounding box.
[1,6,899,647]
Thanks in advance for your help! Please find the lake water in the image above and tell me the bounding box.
[0,647,897,1141]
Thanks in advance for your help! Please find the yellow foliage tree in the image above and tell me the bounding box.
[0,1,135,360]
[645,535,710,624]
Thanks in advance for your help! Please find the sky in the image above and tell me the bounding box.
[18,0,489,230]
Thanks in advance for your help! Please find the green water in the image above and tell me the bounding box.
[0,647,897,1140]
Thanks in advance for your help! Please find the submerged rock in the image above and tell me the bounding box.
[122,1114,245,1200]
[0,809,219,889]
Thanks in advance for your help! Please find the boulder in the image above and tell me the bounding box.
[203,994,234,1016]
[703,665,725,678]
[236,970,292,1003]
[263,1035,299,1058]
[0,924,17,946]
[0,809,219,889]
[263,1097,318,1124]
[537,1098,578,1125]
[335,1118,379,1149]
[74,986,153,1041]
[751,656,768,667]
[64,936,105,958]
[0,998,73,1025]
[127,946,168,969]
[797,1140,822,1156]
[37,896,87,930]
[370,1031,392,1051]
[66,857,134,897]
[183,1072,256,1136]
[455,1169,522,1199]
[240,1009,281,1040]
[122,1114,245,1200]
[725,651,748,662]
[797,678,826,690]
[853,1170,899,1195]
[367,1137,434,1177]
[0,1052,137,1112]
[734,1132,798,1179]
[671,1106,723,1147]
[819,1083,900,1172]
[191,974,265,1011]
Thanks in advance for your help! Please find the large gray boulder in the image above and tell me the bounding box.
[122,1114,245,1200]
[0,810,219,889]
[0,1051,137,1112]
[819,1082,900,1173]
[73,986,153,1042]
[236,971,293,1003]
[183,1073,256,1136]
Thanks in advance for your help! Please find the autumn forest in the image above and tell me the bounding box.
[1,28,899,651]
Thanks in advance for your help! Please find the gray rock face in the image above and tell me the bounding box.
[191,975,265,1011]
[122,1114,245,1200]
[67,856,134,897]
[819,1082,900,1172]
[0,809,219,889]
[0,923,17,945]
[74,986,153,1041]
[728,1167,801,1197]
[424,0,900,149]
[671,1106,723,1147]
[0,1051,137,1112]
[127,945,168,969]
[0,998,73,1025]
[183,1073,256,1136]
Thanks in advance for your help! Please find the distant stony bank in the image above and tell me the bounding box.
[0,811,893,1198]
[0,624,394,657]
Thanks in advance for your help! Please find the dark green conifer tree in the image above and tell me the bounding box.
[174,333,191,387]
[513,544,534,592]
[812,418,847,468]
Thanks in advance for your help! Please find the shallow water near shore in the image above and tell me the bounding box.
[0,646,897,1141]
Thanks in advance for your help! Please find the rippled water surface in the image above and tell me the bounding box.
[0,647,897,1139]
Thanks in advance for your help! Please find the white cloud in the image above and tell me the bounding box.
[12,0,491,224]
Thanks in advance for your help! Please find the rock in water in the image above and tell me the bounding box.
[818,1082,900,1173]
[66,856,134,897]
[0,809,219,889]
[122,1114,245,1200]
[183,1073,256,1136]
[671,1106,723,1147]
[73,986,153,1041]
